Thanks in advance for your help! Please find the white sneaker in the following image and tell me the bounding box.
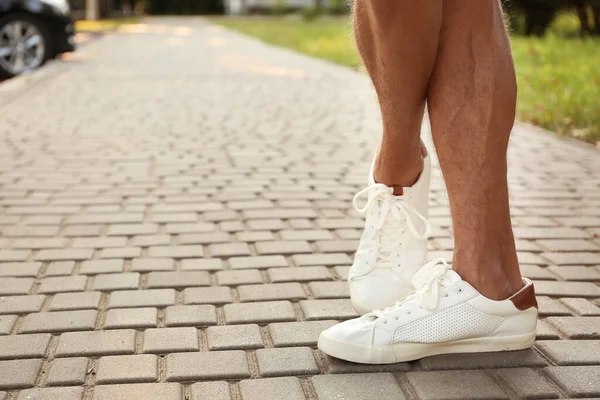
[349,153,431,314]
[320,259,538,364]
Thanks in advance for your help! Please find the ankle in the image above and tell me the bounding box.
[374,148,424,188]
[453,255,523,301]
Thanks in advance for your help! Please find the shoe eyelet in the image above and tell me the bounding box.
[458,288,463,293]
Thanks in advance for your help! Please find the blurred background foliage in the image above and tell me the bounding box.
[213,0,600,144]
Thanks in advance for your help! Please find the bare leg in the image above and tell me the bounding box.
[428,0,522,300]
[353,0,442,188]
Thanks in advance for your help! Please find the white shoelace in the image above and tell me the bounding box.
[351,183,431,278]
[373,258,458,323]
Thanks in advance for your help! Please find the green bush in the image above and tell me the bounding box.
[302,6,322,21]
[328,0,350,15]
[272,0,288,16]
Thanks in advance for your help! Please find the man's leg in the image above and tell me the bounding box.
[427,0,522,300]
[353,0,442,187]
[347,1,442,313]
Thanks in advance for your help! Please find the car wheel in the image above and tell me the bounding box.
[0,13,52,79]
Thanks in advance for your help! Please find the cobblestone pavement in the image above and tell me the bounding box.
[0,17,599,400]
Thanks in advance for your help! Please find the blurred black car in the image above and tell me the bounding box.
[0,0,74,78]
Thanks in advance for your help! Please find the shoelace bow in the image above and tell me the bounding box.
[351,184,431,278]
[373,258,456,323]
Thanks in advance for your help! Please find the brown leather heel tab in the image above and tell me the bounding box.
[510,281,538,311]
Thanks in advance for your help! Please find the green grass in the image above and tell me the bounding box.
[75,17,141,32]
[212,15,600,144]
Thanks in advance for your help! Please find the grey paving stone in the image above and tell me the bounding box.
[407,370,507,400]
[541,252,600,265]
[180,258,223,271]
[229,255,288,269]
[238,283,306,302]
[548,266,600,281]
[333,266,350,280]
[0,262,41,277]
[279,229,334,241]
[165,223,216,234]
[545,366,600,397]
[183,287,232,305]
[0,277,34,295]
[132,234,171,247]
[148,246,204,258]
[256,347,319,377]
[520,265,556,280]
[207,324,263,350]
[96,354,158,384]
[190,382,231,400]
[255,241,312,255]
[178,232,230,245]
[496,368,559,399]
[0,359,42,389]
[38,276,87,293]
[269,320,337,347]
[104,308,157,329]
[166,351,250,381]
[147,271,210,288]
[322,353,410,374]
[50,292,102,311]
[300,299,358,320]
[55,330,136,357]
[131,258,175,272]
[143,327,199,353]
[316,240,360,253]
[217,269,263,286]
[108,289,176,308]
[312,373,405,400]
[0,333,51,359]
[0,315,17,335]
[419,349,547,370]
[80,260,124,274]
[17,387,84,400]
[239,377,305,400]
[45,261,75,276]
[536,320,561,340]
[535,340,600,365]
[12,237,67,249]
[36,249,94,262]
[208,243,251,257]
[0,250,30,262]
[20,310,97,333]
[92,383,183,400]
[309,281,350,298]
[537,296,572,316]
[164,305,217,327]
[3,227,59,238]
[268,266,332,283]
[535,281,600,297]
[224,301,296,324]
[293,253,352,266]
[236,231,275,242]
[560,297,600,316]
[47,357,88,386]
[72,237,128,248]
[535,239,600,252]
[545,316,600,338]
[93,272,140,291]
[61,225,104,237]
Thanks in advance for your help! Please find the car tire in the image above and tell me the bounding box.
[0,13,53,79]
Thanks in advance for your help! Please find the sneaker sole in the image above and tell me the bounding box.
[318,331,536,364]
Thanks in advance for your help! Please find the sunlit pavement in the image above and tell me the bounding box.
[0,17,599,400]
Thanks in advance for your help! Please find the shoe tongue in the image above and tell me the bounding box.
[411,261,462,289]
